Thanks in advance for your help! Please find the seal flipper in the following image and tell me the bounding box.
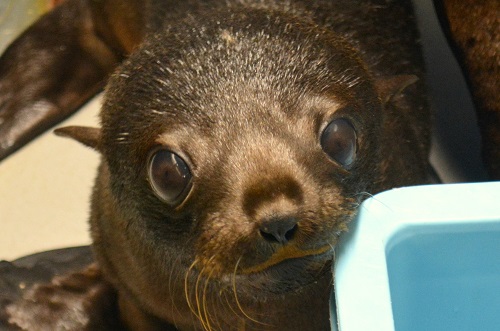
[0,0,140,162]
[5,263,123,331]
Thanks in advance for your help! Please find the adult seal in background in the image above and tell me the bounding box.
[434,0,500,178]
[1,0,433,330]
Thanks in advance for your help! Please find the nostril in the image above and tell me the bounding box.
[259,217,298,245]
[284,223,298,241]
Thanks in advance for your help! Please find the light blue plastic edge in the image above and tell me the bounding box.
[330,181,500,331]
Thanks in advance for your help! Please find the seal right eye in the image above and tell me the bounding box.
[148,149,192,204]
[320,118,357,168]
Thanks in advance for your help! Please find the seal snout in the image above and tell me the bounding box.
[243,174,304,247]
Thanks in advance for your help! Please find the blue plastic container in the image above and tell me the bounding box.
[331,182,500,331]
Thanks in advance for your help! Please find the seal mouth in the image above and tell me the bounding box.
[229,248,334,296]
[240,245,332,274]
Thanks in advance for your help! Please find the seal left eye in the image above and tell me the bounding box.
[148,149,192,203]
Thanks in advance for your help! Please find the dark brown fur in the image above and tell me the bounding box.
[434,0,500,179]
[1,1,435,330]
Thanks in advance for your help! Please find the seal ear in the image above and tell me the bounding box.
[54,126,101,152]
[376,75,419,104]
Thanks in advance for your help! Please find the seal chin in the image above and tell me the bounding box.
[229,249,334,298]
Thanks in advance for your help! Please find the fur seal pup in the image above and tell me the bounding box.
[2,1,432,330]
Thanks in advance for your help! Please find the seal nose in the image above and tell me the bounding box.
[260,217,298,245]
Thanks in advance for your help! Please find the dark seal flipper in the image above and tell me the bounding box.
[0,247,125,331]
[0,0,144,161]
[433,0,500,179]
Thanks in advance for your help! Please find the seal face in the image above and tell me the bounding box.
[92,6,383,322]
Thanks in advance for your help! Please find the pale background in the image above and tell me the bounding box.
[0,97,100,260]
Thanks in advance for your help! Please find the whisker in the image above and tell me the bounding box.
[222,289,244,322]
[231,257,270,327]
[355,191,374,199]
[184,259,202,322]
[202,267,216,331]
[209,288,227,330]
[166,254,184,330]
[194,263,211,331]
[353,191,392,211]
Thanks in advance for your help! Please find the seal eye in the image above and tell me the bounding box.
[320,118,357,167]
[148,149,192,203]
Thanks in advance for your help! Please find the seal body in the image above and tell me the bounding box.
[2,1,432,330]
